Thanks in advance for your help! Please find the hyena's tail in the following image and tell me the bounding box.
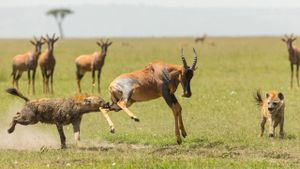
[6,88,30,102]
[254,90,263,106]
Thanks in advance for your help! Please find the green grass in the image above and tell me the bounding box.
[1,37,300,168]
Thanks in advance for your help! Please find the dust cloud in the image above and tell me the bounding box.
[0,104,59,150]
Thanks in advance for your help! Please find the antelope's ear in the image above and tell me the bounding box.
[54,37,59,42]
[107,42,112,46]
[96,41,102,46]
[292,37,297,41]
[265,93,269,98]
[278,92,284,100]
[30,40,35,45]
[281,38,286,42]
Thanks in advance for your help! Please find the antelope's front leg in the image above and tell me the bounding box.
[99,107,115,133]
[162,90,182,144]
[291,64,294,88]
[91,69,96,93]
[297,64,300,87]
[72,118,82,147]
[27,70,31,95]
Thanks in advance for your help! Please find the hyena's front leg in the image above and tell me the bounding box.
[269,118,280,137]
[260,117,267,137]
[279,117,284,138]
[72,118,82,147]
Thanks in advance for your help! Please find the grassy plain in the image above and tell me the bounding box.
[0,37,300,168]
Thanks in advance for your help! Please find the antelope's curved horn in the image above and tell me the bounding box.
[33,36,38,42]
[180,48,188,69]
[46,34,50,40]
[284,34,288,39]
[52,33,56,39]
[106,39,110,44]
[191,48,198,70]
[100,39,104,44]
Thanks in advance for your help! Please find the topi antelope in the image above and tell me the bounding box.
[100,48,198,144]
[282,34,300,88]
[75,39,112,93]
[11,37,45,95]
[195,34,207,43]
[39,34,59,94]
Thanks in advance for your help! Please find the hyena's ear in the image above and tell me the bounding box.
[265,93,269,98]
[278,92,284,100]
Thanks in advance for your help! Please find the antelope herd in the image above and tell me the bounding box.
[6,33,300,147]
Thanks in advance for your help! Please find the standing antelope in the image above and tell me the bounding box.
[282,34,300,88]
[195,34,207,43]
[100,48,198,144]
[11,37,44,94]
[75,39,112,93]
[39,34,59,94]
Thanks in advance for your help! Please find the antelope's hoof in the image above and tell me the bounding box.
[182,131,187,138]
[61,144,67,149]
[177,139,182,145]
[131,117,140,122]
[110,127,115,134]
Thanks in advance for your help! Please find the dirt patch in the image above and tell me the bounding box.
[77,140,152,152]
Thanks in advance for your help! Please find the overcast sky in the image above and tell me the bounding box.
[1,0,300,8]
[0,0,299,38]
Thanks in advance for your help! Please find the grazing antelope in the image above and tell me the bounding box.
[75,39,112,93]
[100,48,198,144]
[11,37,44,95]
[282,34,300,88]
[39,34,59,94]
[195,34,207,43]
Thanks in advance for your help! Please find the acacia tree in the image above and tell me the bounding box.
[46,8,73,39]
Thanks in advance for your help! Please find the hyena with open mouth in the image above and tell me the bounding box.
[254,90,285,138]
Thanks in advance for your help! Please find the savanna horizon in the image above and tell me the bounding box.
[0,37,300,168]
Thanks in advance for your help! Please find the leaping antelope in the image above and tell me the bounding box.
[11,37,45,94]
[39,34,59,94]
[100,48,198,144]
[282,34,300,88]
[75,39,112,93]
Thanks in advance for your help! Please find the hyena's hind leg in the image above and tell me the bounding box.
[7,112,34,133]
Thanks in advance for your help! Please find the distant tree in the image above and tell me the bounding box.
[46,8,73,39]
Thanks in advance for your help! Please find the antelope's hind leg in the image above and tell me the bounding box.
[117,100,140,122]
